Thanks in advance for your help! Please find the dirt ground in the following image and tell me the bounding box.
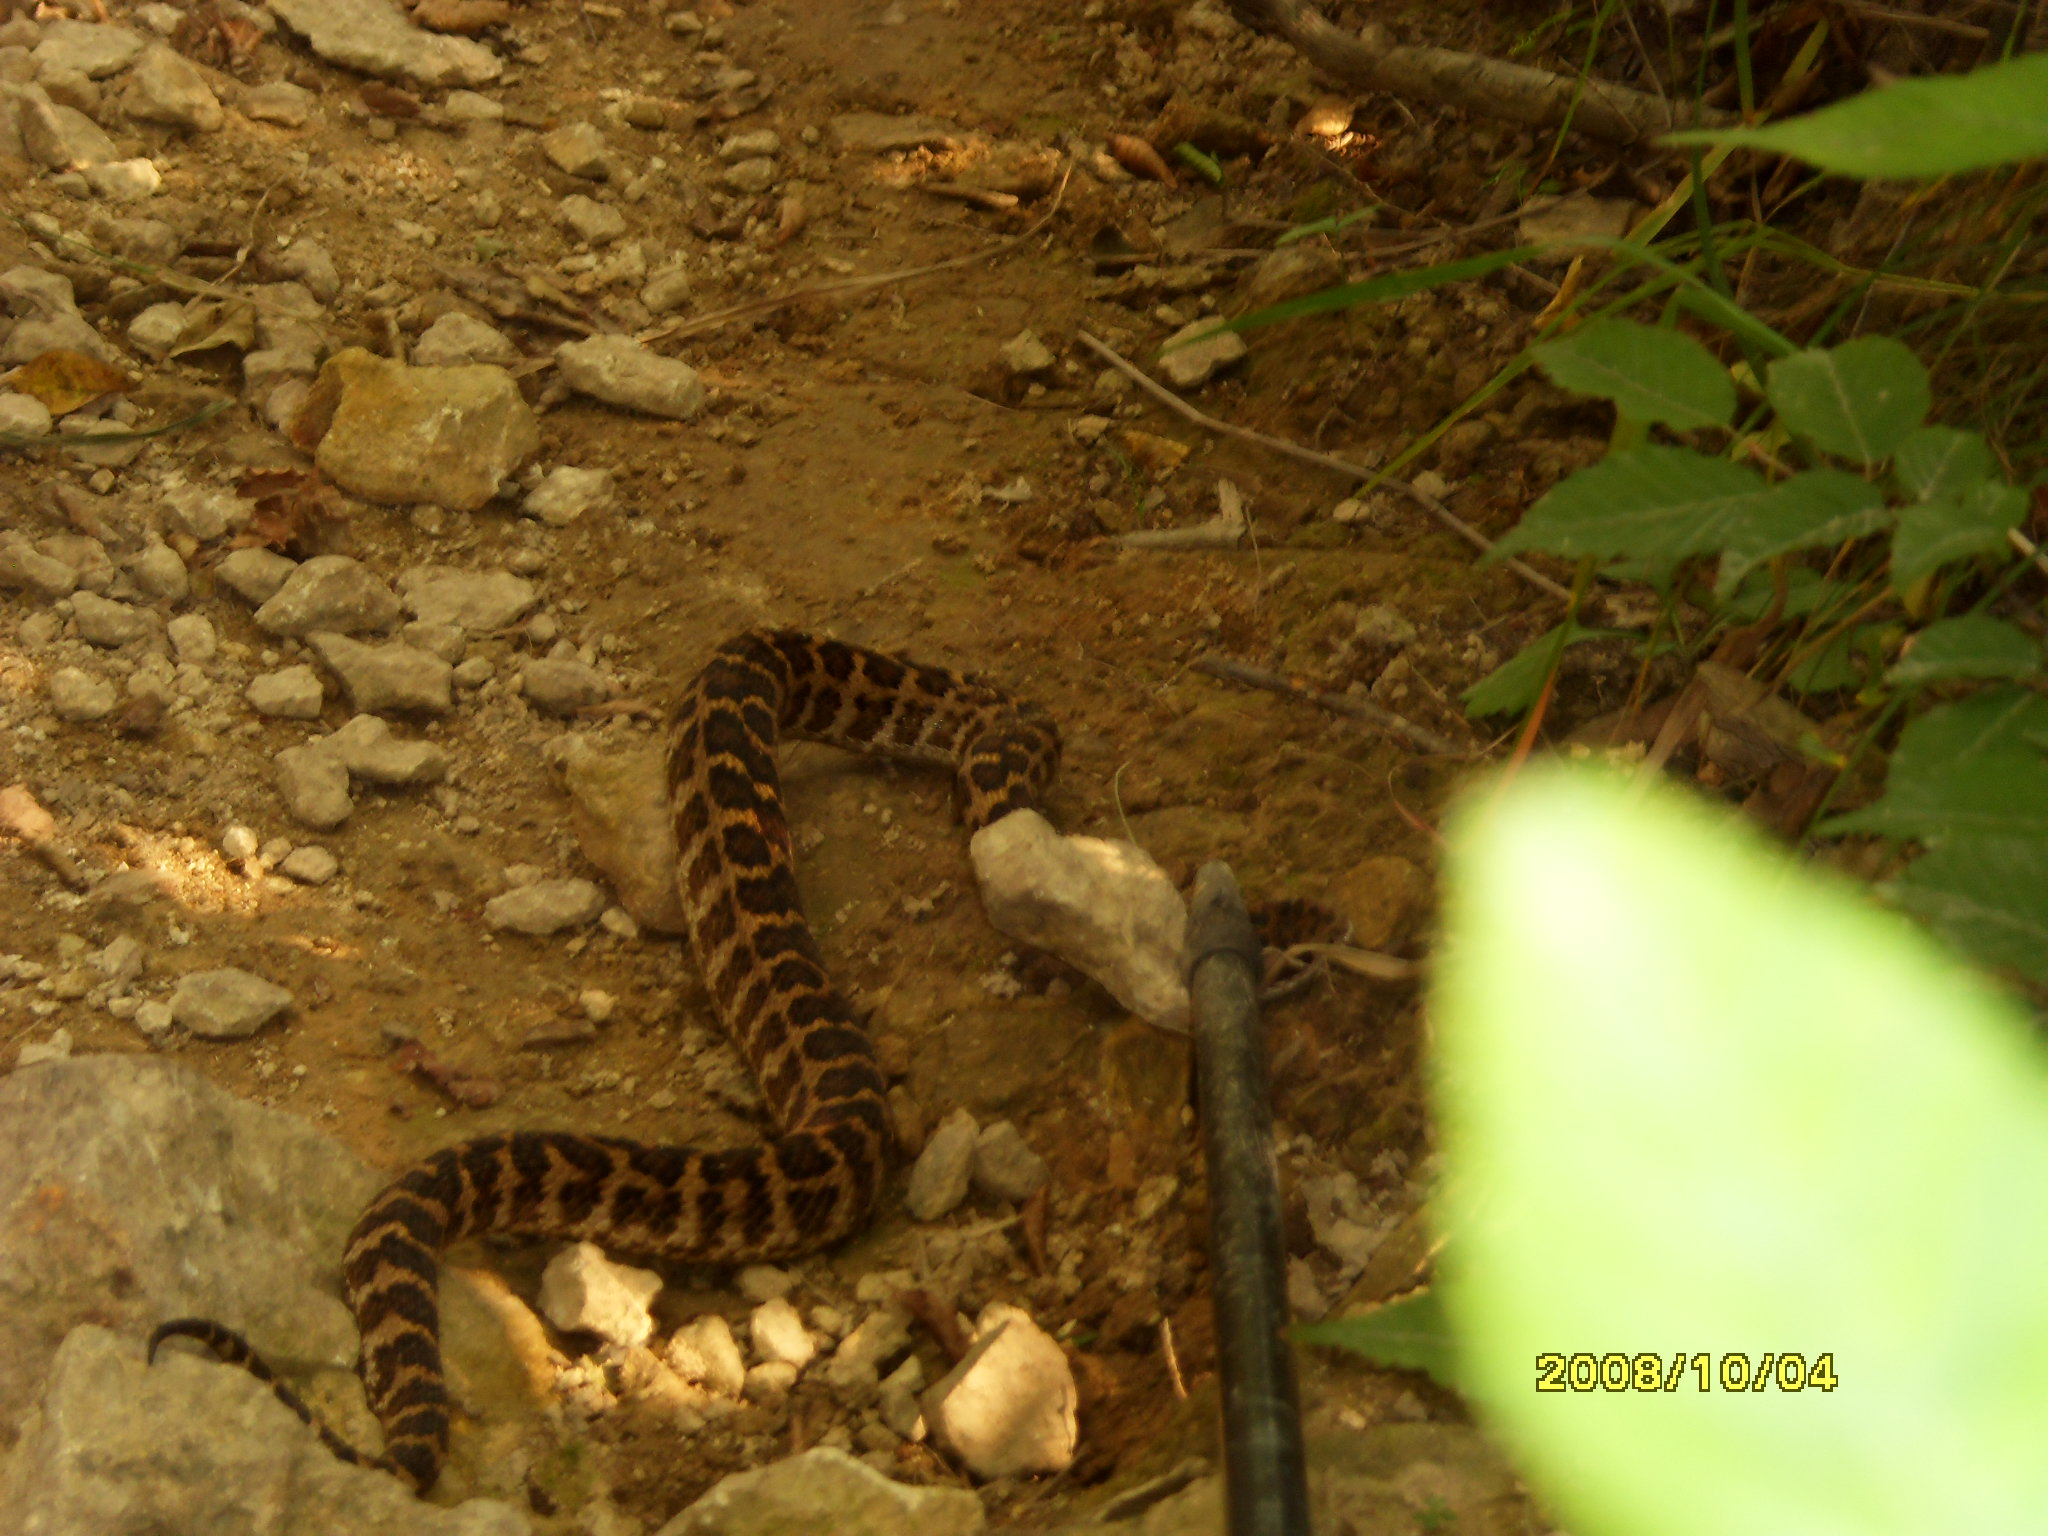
[0,0,1636,1524]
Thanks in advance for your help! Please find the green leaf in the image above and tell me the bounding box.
[1890,479,2027,590]
[1893,426,1993,503]
[1721,564,1845,623]
[1222,246,1542,336]
[1662,53,2048,178]
[1887,835,2048,986]
[1464,622,1624,718]
[1534,318,1736,430]
[1785,627,1869,693]
[1713,468,1891,595]
[1766,338,1931,464]
[1494,447,1769,570]
[1887,616,2044,687]
[1433,766,2048,1536]
[1823,687,2048,839]
[1296,1286,1459,1389]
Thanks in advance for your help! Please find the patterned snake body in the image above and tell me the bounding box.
[152,630,1060,1493]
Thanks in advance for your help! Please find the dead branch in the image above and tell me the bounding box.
[1225,0,1735,146]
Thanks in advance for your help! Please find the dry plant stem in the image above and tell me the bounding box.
[1224,0,1733,144]
[1191,656,1470,758]
[1076,332,1572,604]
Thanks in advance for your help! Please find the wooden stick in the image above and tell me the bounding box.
[1076,331,1572,604]
[1191,656,1471,758]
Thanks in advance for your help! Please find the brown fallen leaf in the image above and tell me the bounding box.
[773,193,808,247]
[231,467,352,557]
[899,1288,973,1364]
[1119,427,1192,475]
[1107,132,1175,182]
[392,1039,503,1108]
[0,782,87,888]
[359,81,422,118]
[1018,1186,1049,1275]
[410,0,511,33]
[3,349,133,415]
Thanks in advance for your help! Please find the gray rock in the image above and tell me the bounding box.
[1237,241,1346,314]
[307,631,453,714]
[558,193,627,245]
[275,743,353,828]
[37,533,111,590]
[721,156,776,194]
[640,266,692,315]
[522,465,616,526]
[0,1327,528,1536]
[402,621,466,663]
[921,1302,1077,1478]
[46,665,117,722]
[0,391,53,438]
[749,1297,814,1370]
[665,1315,747,1398]
[1156,318,1247,389]
[323,712,448,784]
[655,1447,983,1536]
[828,112,959,153]
[0,1053,533,1531]
[167,967,293,1039]
[397,564,537,630]
[541,121,610,179]
[125,42,223,129]
[18,90,118,169]
[1000,329,1055,377]
[735,1265,793,1303]
[242,79,313,125]
[32,19,145,77]
[970,809,1189,1030]
[246,665,326,719]
[276,240,341,303]
[215,546,297,604]
[718,128,780,161]
[743,1360,798,1406]
[126,540,189,601]
[166,612,217,663]
[520,655,610,715]
[2,306,123,365]
[560,740,685,934]
[413,310,518,368]
[904,1107,977,1221]
[254,555,402,636]
[0,535,76,597]
[827,1306,912,1400]
[83,157,164,200]
[969,1120,1049,1203]
[306,348,539,512]
[483,878,605,935]
[538,1241,660,1346]
[70,590,158,647]
[554,334,704,420]
[265,0,501,87]
[162,483,249,544]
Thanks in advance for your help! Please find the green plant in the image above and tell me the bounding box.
[1408,766,2048,1536]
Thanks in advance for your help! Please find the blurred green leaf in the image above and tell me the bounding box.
[1888,835,2048,985]
[1893,426,1993,504]
[1535,318,1736,430]
[1823,687,2048,838]
[1296,1287,1459,1389]
[1434,767,2048,1536]
[1662,53,2048,178]
[1494,447,1768,568]
[1786,627,1869,693]
[1766,338,1930,464]
[1887,616,2043,687]
[1890,480,2027,590]
[1714,468,1891,596]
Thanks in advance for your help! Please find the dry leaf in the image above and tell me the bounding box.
[167,300,258,359]
[231,468,351,557]
[773,193,808,246]
[1107,133,1175,182]
[392,1039,502,1108]
[3,350,133,415]
[1120,428,1192,475]
[358,81,421,117]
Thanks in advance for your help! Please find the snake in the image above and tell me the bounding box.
[150,629,1061,1494]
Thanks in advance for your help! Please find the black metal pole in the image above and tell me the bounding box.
[1185,861,1311,1536]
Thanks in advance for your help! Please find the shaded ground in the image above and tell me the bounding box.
[0,0,1636,1525]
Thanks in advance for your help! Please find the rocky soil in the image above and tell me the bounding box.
[0,0,1619,1528]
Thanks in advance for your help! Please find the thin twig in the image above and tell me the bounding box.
[1190,656,1471,758]
[1076,331,1572,603]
